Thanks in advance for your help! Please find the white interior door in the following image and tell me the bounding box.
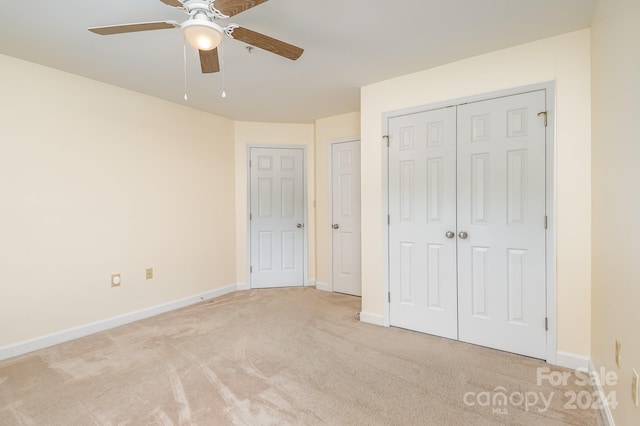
[331,140,362,296]
[456,90,547,358]
[249,148,305,288]
[387,89,548,359]
[388,107,459,339]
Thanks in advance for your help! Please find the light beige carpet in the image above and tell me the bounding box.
[0,287,603,425]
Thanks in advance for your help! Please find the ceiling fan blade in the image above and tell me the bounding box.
[89,22,178,36]
[214,0,268,17]
[231,27,303,60]
[199,48,220,73]
[158,0,183,7]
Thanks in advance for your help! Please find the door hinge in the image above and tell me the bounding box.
[544,215,548,229]
[537,111,548,127]
[388,215,390,225]
[249,160,252,167]
[250,213,252,220]
[545,317,549,331]
[250,266,253,273]
[388,292,391,303]
[383,135,390,147]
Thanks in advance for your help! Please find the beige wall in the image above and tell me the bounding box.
[233,121,316,286]
[314,112,361,287]
[360,30,592,358]
[0,54,237,347]
[591,0,640,423]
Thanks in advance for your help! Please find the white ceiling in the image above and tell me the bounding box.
[0,0,595,123]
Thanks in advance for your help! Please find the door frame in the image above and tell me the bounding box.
[381,82,557,364]
[327,137,361,293]
[246,145,309,289]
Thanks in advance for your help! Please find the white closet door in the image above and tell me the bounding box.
[456,90,547,358]
[250,148,305,288]
[388,107,458,339]
[331,141,362,296]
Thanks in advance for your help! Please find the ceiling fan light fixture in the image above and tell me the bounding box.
[182,19,223,51]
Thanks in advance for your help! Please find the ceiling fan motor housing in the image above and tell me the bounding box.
[183,0,229,20]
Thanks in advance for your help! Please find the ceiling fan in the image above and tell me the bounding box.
[88,0,303,74]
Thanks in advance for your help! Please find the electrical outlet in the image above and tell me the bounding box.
[632,369,639,407]
[145,268,153,280]
[111,273,121,287]
[615,340,621,368]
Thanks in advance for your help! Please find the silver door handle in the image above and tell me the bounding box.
[332,224,340,229]
[445,231,455,239]
[458,231,468,239]
[297,223,304,229]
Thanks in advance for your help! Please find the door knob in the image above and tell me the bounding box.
[297,223,304,229]
[445,231,455,239]
[332,224,340,229]
[458,231,468,239]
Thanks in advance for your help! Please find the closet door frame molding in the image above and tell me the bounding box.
[246,144,311,288]
[380,81,557,364]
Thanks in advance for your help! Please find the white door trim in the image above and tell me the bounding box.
[246,145,309,289]
[328,137,361,294]
[381,82,557,363]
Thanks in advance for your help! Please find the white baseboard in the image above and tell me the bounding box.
[555,350,590,370]
[0,284,238,362]
[315,282,331,292]
[589,359,616,426]
[359,311,385,326]
[237,282,315,289]
[553,354,615,425]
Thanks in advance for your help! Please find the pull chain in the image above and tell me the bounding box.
[220,44,227,98]
[183,43,188,101]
